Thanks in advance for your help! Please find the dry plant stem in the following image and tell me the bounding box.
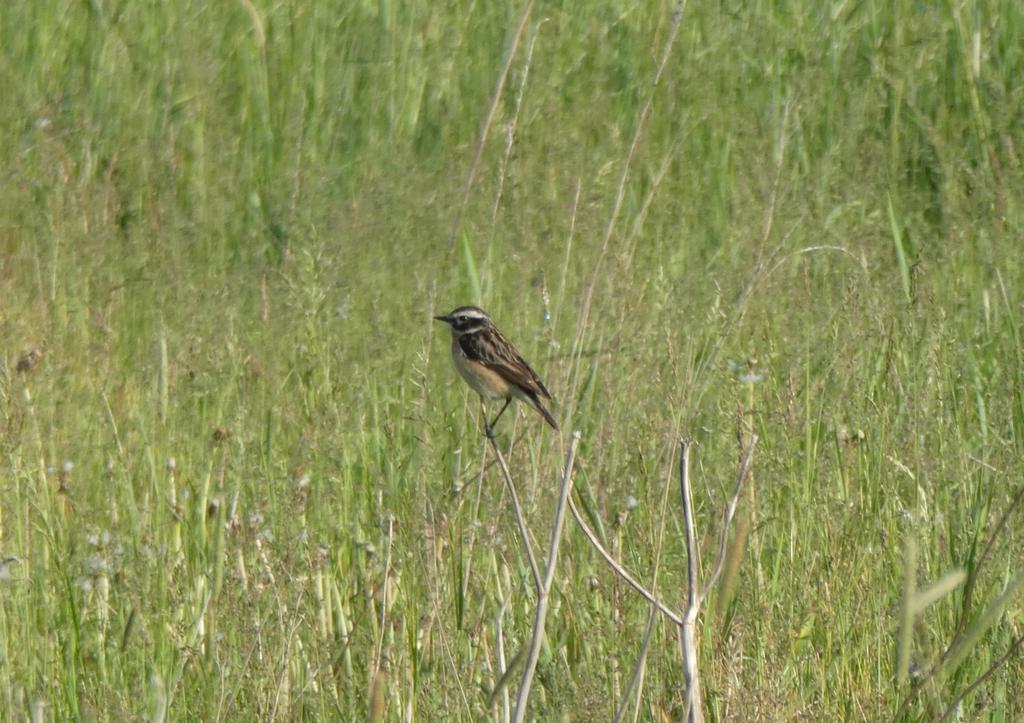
[373,514,395,673]
[678,440,702,723]
[937,631,1024,723]
[448,0,534,249]
[622,132,687,268]
[495,591,512,723]
[426,506,472,716]
[566,495,683,626]
[458,415,523,609]
[701,438,757,597]
[611,605,659,723]
[678,436,757,723]
[490,22,542,227]
[613,422,683,721]
[483,413,542,591]
[456,428,529,493]
[269,618,302,721]
[951,483,1024,642]
[554,178,582,330]
[566,0,688,411]
[686,101,794,419]
[755,98,792,258]
[512,432,581,723]
[218,608,277,721]
[459,443,490,608]
[893,482,1024,721]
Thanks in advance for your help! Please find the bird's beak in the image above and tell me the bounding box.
[434,314,451,323]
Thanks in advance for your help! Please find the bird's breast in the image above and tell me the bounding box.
[451,337,511,399]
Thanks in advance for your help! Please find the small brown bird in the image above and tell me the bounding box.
[434,306,559,431]
[16,348,43,374]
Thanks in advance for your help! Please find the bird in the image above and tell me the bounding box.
[434,306,559,432]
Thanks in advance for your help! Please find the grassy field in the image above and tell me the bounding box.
[2,0,1023,720]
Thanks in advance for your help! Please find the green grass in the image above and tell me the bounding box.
[1,0,1023,719]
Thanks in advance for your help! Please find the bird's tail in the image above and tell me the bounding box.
[530,396,560,431]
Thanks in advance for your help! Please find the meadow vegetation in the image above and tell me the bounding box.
[1,0,1023,719]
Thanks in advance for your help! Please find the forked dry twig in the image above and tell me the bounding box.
[678,436,757,723]
[566,495,684,626]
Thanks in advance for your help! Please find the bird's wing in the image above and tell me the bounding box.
[458,333,552,400]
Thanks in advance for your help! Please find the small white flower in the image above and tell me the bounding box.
[85,556,110,575]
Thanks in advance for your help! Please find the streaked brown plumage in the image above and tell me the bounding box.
[434,306,559,431]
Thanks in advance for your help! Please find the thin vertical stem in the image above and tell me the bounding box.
[512,432,581,723]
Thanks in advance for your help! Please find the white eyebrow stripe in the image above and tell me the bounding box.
[455,323,487,335]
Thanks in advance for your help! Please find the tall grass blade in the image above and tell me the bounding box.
[896,537,917,684]
[887,193,912,303]
[461,231,483,306]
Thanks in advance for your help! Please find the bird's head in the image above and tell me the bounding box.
[434,306,492,336]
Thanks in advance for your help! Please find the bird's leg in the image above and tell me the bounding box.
[488,398,511,433]
[480,398,496,441]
